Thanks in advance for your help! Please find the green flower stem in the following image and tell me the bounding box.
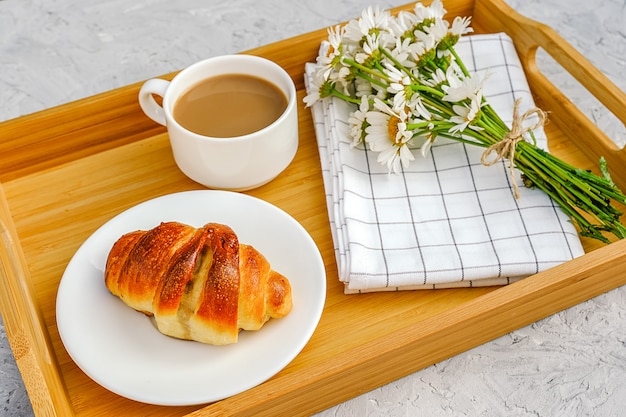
[519,143,617,209]
[330,88,361,105]
[447,46,472,78]
[342,57,390,83]
[478,107,508,138]
[411,84,446,98]
[354,71,388,89]
[406,119,448,131]
[512,142,626,241]
[521,168,608,241]
[422,99,455,119]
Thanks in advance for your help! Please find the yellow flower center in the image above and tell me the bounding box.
[387,116,401,144]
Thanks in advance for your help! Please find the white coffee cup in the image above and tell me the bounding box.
[138,54,298,191]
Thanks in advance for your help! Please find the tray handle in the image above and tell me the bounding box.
[473,0,626,187]
[0,184,74,416]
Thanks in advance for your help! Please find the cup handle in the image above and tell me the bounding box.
[138,78,170,126]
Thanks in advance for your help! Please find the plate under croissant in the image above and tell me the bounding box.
[56,190,326,406]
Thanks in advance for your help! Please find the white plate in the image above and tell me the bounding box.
[56,190,326,405]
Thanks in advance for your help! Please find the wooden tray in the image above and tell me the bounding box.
[2,0,626,415]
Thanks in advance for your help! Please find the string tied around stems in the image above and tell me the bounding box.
[481,98,547,199]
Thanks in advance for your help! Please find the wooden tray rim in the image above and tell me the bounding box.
[1,0,626,416]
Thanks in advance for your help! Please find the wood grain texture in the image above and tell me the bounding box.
[1,0,625,416]
[0,185,74,416]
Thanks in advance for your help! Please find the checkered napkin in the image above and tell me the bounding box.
[305,33,584,294]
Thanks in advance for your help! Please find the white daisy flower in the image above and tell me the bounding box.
[448,92,484,134]
[414,0,446,23]
[388,36,417,68]
[348,95,370,147]
[425,18,449,43]
[315,27,344,81]
[355,33,381,65]
[406,94,431,122]
[420,131,436,157]
[377,139,416,174]
[329,64,352,95]
[327,24,344,49]
[385,63,412,112]
[410,30,438,63]
[422,67,447,88]
[304,69,327,107]
[442,70,490,103]
[388,10,419,39]
[437,16,474,51]
[343,6,391,45]
[365,98,415,173]
[450,16,473,37]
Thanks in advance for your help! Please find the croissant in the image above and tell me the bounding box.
[104,221,292,345]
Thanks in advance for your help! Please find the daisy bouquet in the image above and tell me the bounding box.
[304,0,626,244]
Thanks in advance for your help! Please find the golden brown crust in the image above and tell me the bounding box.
[154,227,207,314]
[104,221,292,345]
[104,230,143,297]
[266,271,293,319]
[237,244,271,330]
[190,223,240,344]
[105,222,197,314]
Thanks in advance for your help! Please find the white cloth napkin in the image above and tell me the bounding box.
[305,33,584,294]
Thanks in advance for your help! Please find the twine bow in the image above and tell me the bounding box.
[481,98,547,199]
